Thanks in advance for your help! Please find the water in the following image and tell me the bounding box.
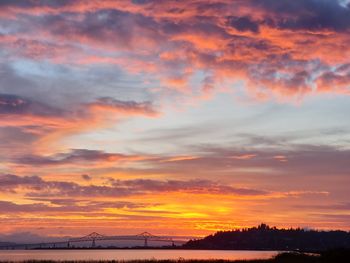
[0,249,279,261]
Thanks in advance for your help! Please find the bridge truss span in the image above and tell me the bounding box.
[68,232,185,248]
[0,231,187,249]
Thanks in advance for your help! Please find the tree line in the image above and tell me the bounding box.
[183,224,350,251]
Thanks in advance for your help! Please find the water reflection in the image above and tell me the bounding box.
[0,249,278,261]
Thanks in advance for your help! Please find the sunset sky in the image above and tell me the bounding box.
[0,0,350,240]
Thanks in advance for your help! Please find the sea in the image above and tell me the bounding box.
[0,249,279,261]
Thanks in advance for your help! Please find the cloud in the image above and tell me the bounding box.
[0,0,72,8]
[0,93,157,121]
[133,141,350,181]
[0,1,349,101]
[0,174,43,190]
[253,0,350,31]
[0,126,39,151]
[0,200,148,214]
[87,97,158,116]
[312,213,350,223]
[316,65,350,94]
[14,149,141,166]
[230,154,257,160]
[0,93,158,151]
[81,174,91,181]
[0,93,63,117]
[294,202,350,211]
[0,0,349,235]
[273,155,288,162]
[110,178,269,196]
[0,174,270,198]
[227,16,260,33]
[0,173,329,203]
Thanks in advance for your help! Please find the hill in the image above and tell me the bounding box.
[183,224,350,251]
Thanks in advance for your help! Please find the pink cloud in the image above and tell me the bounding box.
[231,154,257,160]
[0,1,349,101]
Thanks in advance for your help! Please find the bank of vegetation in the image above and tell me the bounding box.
[183,224,350,252]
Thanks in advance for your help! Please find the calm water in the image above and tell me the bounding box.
[0,249,279,261]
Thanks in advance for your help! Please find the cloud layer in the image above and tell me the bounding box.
[0,0,349,101]
[0,0,350,237]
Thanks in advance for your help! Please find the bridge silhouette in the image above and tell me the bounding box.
[0,232,187,249]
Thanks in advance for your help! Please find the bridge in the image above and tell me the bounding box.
[0,232,187,249]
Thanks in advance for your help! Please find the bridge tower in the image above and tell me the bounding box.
[68,232,104,248]
[137,232,156,247]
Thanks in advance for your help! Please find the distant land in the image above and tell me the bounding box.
[2,224,350,252]
[183,224,350,252]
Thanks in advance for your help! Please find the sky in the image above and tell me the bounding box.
[0,0,350,241]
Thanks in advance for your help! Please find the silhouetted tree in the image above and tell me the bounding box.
[183,224,350,252]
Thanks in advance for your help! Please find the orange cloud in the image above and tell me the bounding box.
[0,0,348,101]
[0,94,158,153]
